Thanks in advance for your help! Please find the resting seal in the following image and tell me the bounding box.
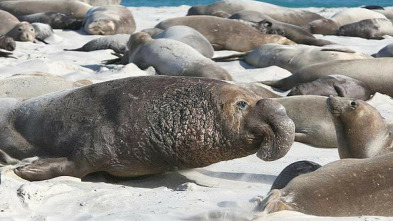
[0,35,15,51]
[373,43,393,57]
[65,34,130,53]
[155,16,295,52]
[327,96,393,158]
[0,9,35,42]
[0,76,296,181]
[18,12,82,30]
[84,5,136,35]
[337,18,393,39]
[258,152,393,216]
[288,75,373,100]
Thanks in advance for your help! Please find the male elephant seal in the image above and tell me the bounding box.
[261,58,393,97]
[0,1,92,19]
[373,43,393,57]
[18,12,83,30]
[155,16,295,52]
[288,75,373,100]
[126,32,232,80]
[187,0,323,27]
[84,5,136,35]
[327,96,393,158]
[337,18,393,39]
[0,9,35,42]
[258,152,393,216]
[0,35,15,51]
[0,76,296,181]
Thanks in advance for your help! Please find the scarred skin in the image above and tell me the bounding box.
[0,76,295,181]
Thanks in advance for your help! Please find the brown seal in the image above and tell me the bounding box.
[0,76,295,181]
[0,10,35,42]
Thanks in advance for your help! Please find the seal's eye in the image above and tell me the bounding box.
[236,100,249,110]
[350,101,357,109]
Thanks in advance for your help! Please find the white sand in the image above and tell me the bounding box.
[1,5,393,221]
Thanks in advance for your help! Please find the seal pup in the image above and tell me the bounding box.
[373,43,393,57]
[126,32,232,80]
[261,58,393,97]
[18,12,83,30]
[327,96,393,158]
[0,1,92,19]
[156,16,295,52]
[288,75,373,100]
[258,152,393,216]
[0,9,35,42]
[65,34,130,53]
[337,18,393,39]
[84,5,136,35]
[0,76,296,181]
[0,35,15,51]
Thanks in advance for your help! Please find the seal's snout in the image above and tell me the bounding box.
[327,96,345,116]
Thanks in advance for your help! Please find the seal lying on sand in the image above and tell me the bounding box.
[0,35,15,51]
[156,16,295,52]
[18,12,82,30]
[0,76,295,181]
[65,34,130,53]
[258,152,393,216]
[337,18,393,39]
[373,43,393,57]
[0,9,35,42]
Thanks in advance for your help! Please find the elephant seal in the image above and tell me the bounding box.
[373,43,393,57]
[0,1,92,19]
[0,76,296,181]
[214,44,370,73]
[153,25,214,58]
[18,12,83,30]
[155,16,295,52]
[187,0,323,27]
[32,23,58,43]
[288,75,373,100]
[362,5,385,10]
[261,58,393,97]
[272,95,337,148]
[79,0,121,6]
[84,5,136,35]
[0,9,35,42]
[337,18,393,39]
[327,96,393,158]
[65,34,130,53]
[270,160,321,190]
[126,32,232,80]
[233,82,281,98]
[258,152,393,216]
[308,8,387,35]
[0,35,15,51]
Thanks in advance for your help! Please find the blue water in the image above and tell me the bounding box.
[121,0,393,8]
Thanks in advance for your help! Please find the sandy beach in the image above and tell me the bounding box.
[1,4,393,221]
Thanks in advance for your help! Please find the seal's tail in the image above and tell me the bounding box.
[64,47,84,51]
[212,52,248,62]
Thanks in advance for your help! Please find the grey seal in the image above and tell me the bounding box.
[18,12,82,30]
[0,35,15,51]
[373,43,393,57]
[64,34,130,53]
[337,18,393,39]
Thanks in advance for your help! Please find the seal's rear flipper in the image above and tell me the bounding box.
[14,157,90,181]
[255,189,294,213]
[0,149,20,165]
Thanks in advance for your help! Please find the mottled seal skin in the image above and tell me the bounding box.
[0,1,92,19]
[84,5,136,35]
[187,0,323,27]
[373,43,393,57]
[337,18,393,39]
[0,10,35,42]
[273,95,337,148]
[288,75,373,101]
[0,35,15,51]
[0,76,296,181]
[270,160,321,190]
[127,32,232,80]
[258,152,393,216]
[153,25,214,58]
[155,16,295,52]
[18,12,83,30]
[327,96,393,158]
[65,34,130,53]
[261,58,393,97]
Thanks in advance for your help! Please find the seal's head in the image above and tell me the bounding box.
[307,18,339,35]
[2,36,16,51]
[86,19,116,35]
[7,22,35,42]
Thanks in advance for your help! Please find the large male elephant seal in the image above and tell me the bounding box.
[258,152,393,216]
[0,35,15,51]
[18,12,82,30]
[0,76,296,181]
[126,32,232,80]
[337,18,393,39]
[84,5,136,35]
[288,75,373,101]
[327,96,393,158]
[155,16,295,52]
[261,58,393,96]
[0,10,35,42]
[187,0,323,27]
[0,1,92,19]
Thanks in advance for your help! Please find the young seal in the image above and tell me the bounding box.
[288,75,373,101]
[0,9,35,42]
[337,18,393,39]
[126,32,232,80]
[65,34,130,53]
[155,16,295,52]
[0,35,15,51]
[84,5,136,35]
[258,152,393,216]
[0,76,296,181]
[327,96,393,158]
[18,12,83,30]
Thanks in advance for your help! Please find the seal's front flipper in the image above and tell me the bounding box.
[14,157,89,181]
